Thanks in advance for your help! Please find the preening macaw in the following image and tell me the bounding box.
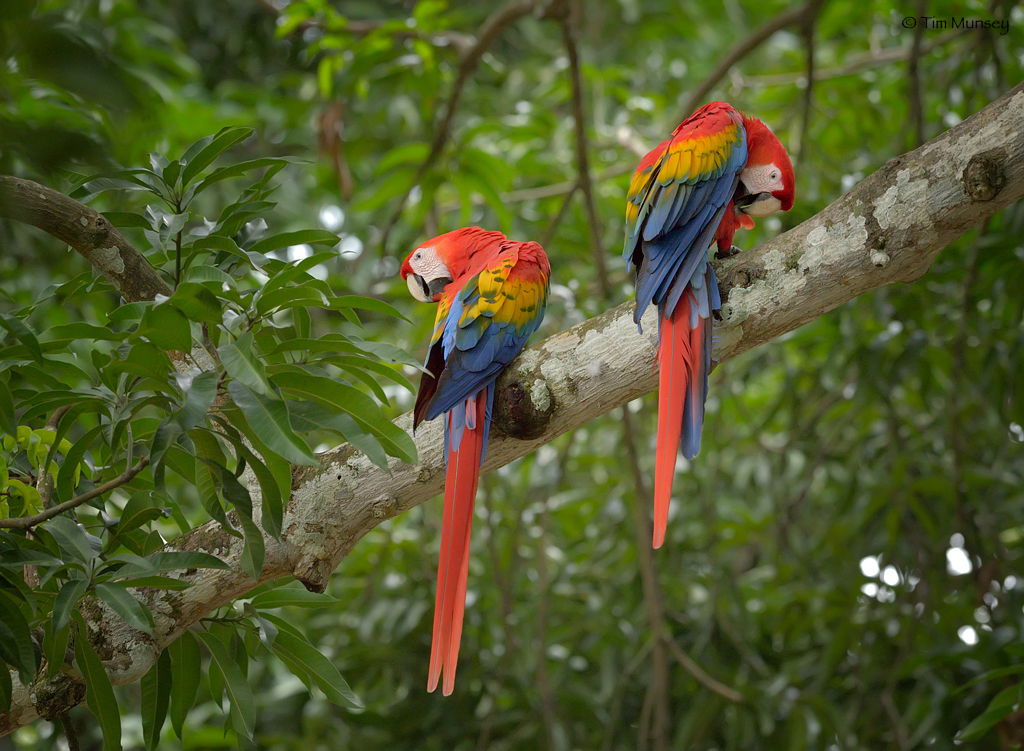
[623,102,794,549]
[401,227,550,695]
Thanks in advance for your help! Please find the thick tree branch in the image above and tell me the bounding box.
[2,82,1022,737]
[0,177,171,302]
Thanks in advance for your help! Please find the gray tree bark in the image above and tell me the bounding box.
[1,81,1021,736]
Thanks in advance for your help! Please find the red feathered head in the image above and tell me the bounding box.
[738,116,795,215]
[400,227,507,302]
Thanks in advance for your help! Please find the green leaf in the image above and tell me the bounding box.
[242,603,278,651]
[43,622,71,679]
[0,658,11,713]
[219,333,273,396]
[114,551,229,577]
[175,370,218,432]
[46,516,102,563]
[137,303,192,352]
[227,381,317,466]
[196,630,256,740]
[102,211,151,228]
[237,512,265,581]
[0,378,17,436]
[140,649,171,751]
[273,371,416,463]
[168,631,201,739]
[180,127,256,187]
[73,612,122,751]
[251,588,336,609]
[96,582,154,635]
[55,424,103,503]
[168,282,222,324]
[247,229,340,256]
[234,442,283,539]
[115,575,192,590]
[112,492,165,536]
[352,167,415,213]
[183,265,237,286]
[287,401,391,472]
[193,156,305,196]
[327,296,411,323]
[52,577,90,633]
[375,142,430,175]
[0,314,42,364]
[198,457,252,515]
[958,683,1024,741]
[254,286,328,317]
[0,591,37,676]
[267,625,361,708]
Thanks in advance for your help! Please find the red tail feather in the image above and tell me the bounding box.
[652,296,700,549]
[427,394,487,694]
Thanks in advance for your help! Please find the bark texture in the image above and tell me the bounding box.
[1,82,1022,736]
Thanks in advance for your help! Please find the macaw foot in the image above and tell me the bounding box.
[715,245,743,260]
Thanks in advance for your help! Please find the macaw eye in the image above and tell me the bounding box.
[414,251,422,260]
[770,171,779,181]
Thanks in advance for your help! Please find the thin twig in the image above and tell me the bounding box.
[908,0,928,147]
[742,28,966,88]
[677,0,828,120]
[794,6,820,170]
[600,637,655,751]
[540,180,580,249]
[379,0,549,250]
[561,10,611,296]
[59,713,80,751]
[257,0,476,53]
[661,633,744,703]
[0,457,151,530]
[437,162,634,213]
[621,408,670,751]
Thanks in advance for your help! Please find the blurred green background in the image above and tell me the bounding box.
[2,0,1023,749]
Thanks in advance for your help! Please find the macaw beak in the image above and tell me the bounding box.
[734,190,774,215]
[406,273,453,302]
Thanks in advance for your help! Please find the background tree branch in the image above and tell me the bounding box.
[677,0,828,121]
[1,81,1021,738]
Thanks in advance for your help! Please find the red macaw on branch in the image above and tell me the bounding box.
[623,101,795,548]
[401,227,550,695]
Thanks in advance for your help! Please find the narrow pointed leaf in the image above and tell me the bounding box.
[168,631,201,739]
[73,613,122,751]
[227,381,317,465]
[96,583,154,635]
[196,631,256,740]
[140,649,171,751]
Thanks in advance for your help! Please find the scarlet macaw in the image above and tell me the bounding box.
[401,227,550,695]
[623,102,794,548]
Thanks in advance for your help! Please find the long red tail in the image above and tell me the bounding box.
[653,294,706,549]
[427,393,487,695]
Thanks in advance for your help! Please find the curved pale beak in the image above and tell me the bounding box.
[735,190,774,215]
[406,273,453,303]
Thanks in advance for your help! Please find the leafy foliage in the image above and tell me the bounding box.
[0,124,413,745]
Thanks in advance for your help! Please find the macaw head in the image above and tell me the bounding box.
[401,227,506,302]
[735,116,795,218]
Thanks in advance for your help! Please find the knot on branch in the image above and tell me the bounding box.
[493,376,555,441]
[294,553,334,593]
[962,150,1006,202]
[31,674,86,722]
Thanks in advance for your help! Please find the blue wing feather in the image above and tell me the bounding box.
[628,126,747,326]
